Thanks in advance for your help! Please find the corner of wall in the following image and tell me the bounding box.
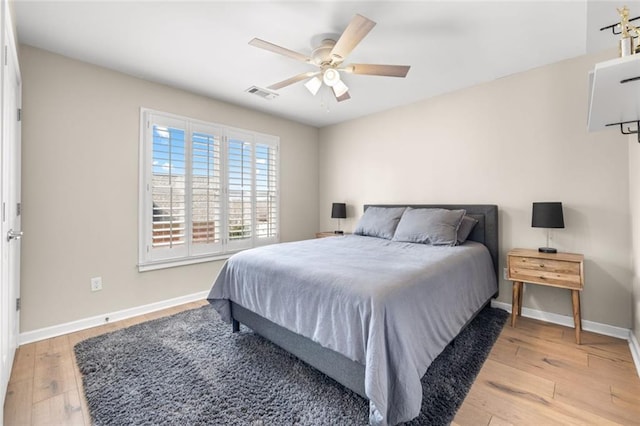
[628,134,640,348]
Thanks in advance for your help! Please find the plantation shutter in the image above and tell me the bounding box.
[190,124,223,255]
[226,131,254,251]
[139,109,280,270]
[255,138,278,244]
[149,115,188,260]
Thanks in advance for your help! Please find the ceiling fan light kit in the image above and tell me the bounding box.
[304,76,322,96]
[322,68,340,87]
[249,13,411,103]
[332,80,349,97]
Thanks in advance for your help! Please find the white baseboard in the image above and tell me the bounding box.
[18,291,209,345]
[492,300,640,377]
[630,332,640,378]
[490,300,630,340]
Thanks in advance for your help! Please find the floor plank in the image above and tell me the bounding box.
[500,325,590,366]
[31,389,85,426]
[451,398,492,425]
[488,415,515,426]
[511,346,620,392]
[467,374,618,426]
[554,381,640,424]
[3,378,33,426]
[4,303,640,425]
[31,333,76,404]
[8,344,36,385]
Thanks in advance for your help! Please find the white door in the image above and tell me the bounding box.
[0,11,22,413]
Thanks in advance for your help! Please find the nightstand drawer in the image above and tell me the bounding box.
[509,266,582,289]
[509,256,581,275]
[507,249,584,290]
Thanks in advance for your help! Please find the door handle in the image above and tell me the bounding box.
[7,229,23,242]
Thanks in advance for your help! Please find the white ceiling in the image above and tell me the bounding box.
[13,1,639,128]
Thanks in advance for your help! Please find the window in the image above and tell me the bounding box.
[139,109,279,271]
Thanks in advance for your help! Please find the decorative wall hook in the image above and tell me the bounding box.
[600,16,640,35]
[605,120,640,142]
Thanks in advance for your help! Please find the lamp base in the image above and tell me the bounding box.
[538,247,557,253]
[334,230,344,235]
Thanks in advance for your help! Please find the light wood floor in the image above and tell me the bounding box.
[3,301,640,425]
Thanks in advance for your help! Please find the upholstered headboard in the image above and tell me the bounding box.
[363,204,499,281]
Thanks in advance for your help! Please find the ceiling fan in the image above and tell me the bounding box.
[249,14,411,102]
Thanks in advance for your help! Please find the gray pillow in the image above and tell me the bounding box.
[457,215,479,245]
[354,207,406,239]
[392,208,466,246]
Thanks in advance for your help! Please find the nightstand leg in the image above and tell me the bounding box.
[511,281,521,327]
[517,282,523,316]
[572,290,582,345]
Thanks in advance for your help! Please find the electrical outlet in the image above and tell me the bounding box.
[91,276,102,292]
[503,267,508,280]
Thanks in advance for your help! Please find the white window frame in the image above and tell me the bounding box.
[138,108,280,271]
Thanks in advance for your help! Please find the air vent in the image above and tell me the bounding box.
[245,86,279,100]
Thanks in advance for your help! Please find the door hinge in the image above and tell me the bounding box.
[4,45,7,66]
[16,202,21,216]
[17,108,21,122]
[16,298,20,311]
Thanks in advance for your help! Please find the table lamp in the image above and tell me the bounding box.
[531,202,564,253]
[331,203,347,234]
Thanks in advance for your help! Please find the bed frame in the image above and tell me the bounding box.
[230,204,499,400]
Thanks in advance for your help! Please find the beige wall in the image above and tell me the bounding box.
[629,135,640,342]
[319,50,632,328]
[19,45,319,332]
[20,42,637,333]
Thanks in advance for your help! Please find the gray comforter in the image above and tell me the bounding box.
[207,235,497,425]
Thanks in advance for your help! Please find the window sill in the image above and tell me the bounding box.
[138,253,234,272]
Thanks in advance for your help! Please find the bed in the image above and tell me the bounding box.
[207,204,499,425]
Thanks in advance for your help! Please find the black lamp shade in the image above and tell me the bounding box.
[532,202,564,228]
[331,203,347,219]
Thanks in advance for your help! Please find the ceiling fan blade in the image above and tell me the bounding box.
[335,90,351,102]
[267,72,319,90]
[345,64,410,78]
[249,38,311,63]
[330,14,376,64]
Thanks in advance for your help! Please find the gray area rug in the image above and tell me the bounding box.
[75,304,508,425]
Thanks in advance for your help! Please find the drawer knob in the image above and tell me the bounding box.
[539,264,545,268]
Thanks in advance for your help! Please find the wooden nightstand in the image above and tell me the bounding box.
[507,248,585,344]
[315,231,350,238]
